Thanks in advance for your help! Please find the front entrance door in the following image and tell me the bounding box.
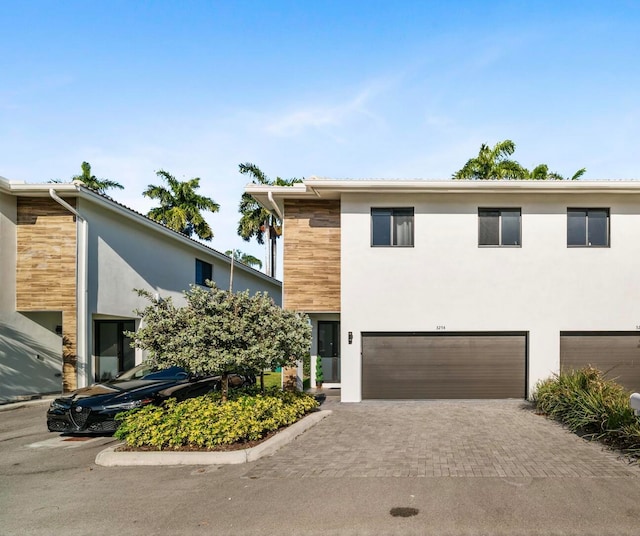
[95,320,136,382]
[318,321,340,383]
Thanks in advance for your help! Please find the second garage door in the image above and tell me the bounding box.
[361,332,527,399]
[560,332,640,392]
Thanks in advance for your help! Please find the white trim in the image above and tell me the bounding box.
[48,189,89,388]
[246,179,640,208]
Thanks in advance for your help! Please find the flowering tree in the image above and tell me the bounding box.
[129,285,310,400]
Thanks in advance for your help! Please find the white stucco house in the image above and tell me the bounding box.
[0,176,281,403]
[247,178,640,402]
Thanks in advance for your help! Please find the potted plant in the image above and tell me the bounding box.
[315,356,323,388]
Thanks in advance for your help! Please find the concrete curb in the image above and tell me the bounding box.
[95,409,332,466]
[0,397,57,412]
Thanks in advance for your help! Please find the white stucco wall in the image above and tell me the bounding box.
[79,198,282,382]
[340,192,640,402]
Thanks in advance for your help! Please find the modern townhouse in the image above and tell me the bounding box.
[1,176,281,402]
[247,178,640,402]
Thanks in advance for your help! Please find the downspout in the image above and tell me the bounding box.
[267,191,283,220]
[49,188,89,389]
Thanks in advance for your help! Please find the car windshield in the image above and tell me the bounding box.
[112,364,149,382]
[111,364,188,383]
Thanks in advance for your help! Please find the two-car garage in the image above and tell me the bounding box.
[361,332,527,399]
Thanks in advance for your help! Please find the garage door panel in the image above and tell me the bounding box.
[560,333,640,392]
[362,334,526,399]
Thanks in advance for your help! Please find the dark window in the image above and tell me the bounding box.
[567,209,609,247]
[94,320,136,382]
[478,208,521,246]
[371,208,414,247]
[195,259,213,285]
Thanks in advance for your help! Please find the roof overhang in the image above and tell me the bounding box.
[246,177,640,212]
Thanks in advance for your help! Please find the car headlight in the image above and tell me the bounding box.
[103,398,153,411]
[50,400,67,410]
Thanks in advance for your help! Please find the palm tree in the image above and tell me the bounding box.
[143,170,219,240]
[528,164,586,181]
[453,140,528,180]
[454,140,586,181]
[224,250,263,270]
[50,161,124,194]
[237,163,301,276]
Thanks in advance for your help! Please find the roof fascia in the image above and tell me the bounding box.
[303,179,640,196]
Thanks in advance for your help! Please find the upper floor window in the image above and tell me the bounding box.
[371,208,414,247]
[195,259,213,285]
[478,208,521,247]
[567,208,609,247]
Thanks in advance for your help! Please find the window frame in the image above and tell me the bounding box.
[566,208,610,248]
[477,207,522,248]
[195,258,213,286]
[370,207,415,248]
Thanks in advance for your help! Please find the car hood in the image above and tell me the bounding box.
[57,378,185,406]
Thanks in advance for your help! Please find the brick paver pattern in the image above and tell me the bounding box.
[243,400,640,479]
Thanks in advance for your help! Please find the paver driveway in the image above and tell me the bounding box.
[244,399,640,479]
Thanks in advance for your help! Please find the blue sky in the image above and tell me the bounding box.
[1,1,639,274]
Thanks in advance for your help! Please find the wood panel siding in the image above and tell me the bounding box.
[16,197,78,391]
[283,200,340,311]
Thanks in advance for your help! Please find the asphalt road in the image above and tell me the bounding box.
[2,401,640,535]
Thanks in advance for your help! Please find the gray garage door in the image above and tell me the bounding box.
[560,332,640,392]
[361,332,527,399]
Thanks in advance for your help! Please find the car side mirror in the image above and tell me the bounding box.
[175,371,189,381]
[630,393,640,416]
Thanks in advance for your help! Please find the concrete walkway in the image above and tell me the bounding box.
[244,399,640,479]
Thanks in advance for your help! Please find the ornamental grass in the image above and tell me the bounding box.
[533,366,640,457]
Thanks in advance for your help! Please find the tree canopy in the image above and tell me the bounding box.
[453,140,586,181]
[50,161,124,194]
[225,249,263,270]
[143,170,219,240]
[129,285,311,400]
[237,162,301,245]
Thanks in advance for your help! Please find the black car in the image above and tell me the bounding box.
[47,365,255,434]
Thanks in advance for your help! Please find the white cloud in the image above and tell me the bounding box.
[265,83,386,136]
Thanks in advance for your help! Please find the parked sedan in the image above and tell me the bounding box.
[47,365,255,434]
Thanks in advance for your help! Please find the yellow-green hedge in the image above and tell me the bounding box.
[114,389,319,450]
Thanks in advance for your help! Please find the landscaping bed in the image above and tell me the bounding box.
[533,366,640,458]
[115,388,319,451]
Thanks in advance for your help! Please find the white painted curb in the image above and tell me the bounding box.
[95,410,332,466]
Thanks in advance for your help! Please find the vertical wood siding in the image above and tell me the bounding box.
[283,199,340,311]
[16,197,78,391]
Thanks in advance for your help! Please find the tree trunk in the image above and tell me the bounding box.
[260,370,265,393]
[269,215,277,278]
[221,372,229,403]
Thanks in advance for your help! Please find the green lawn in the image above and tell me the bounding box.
[261,371,281,389]
[260,371,310,390]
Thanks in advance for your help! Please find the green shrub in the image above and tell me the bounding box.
[114,388,319,450]
[533,366,640,456]
[302,352,311,378]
